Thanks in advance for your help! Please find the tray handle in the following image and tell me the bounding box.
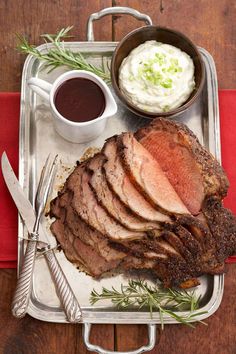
[83,323,157,354]
[87,7,152,41]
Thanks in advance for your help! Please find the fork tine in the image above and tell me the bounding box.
[42,154,58,205]
[35,154,51,201]
[35,154,57,214]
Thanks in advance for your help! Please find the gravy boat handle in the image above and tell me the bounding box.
[28,77,52,102]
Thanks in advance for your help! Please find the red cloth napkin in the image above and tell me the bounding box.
[0,91,236,268]
[0,93,20,268]
[219,90,236,263]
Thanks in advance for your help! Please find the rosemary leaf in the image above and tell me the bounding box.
[89,279,208,328]
[16,27,111,83]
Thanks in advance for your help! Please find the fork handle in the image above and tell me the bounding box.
[11,240,37,318]
[44,249,82,323]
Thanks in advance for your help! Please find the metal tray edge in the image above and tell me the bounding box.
[19,43,224,324]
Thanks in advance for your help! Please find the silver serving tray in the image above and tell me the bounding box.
[18,40,223,326]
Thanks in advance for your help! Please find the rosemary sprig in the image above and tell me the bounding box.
[16,26,111,82]
[90,279,207,329]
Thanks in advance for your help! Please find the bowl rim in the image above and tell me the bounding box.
[111,25,206,118]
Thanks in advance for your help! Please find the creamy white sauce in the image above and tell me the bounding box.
[119,40,195,113]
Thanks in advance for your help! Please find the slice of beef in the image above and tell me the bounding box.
[50,190,127,274]
[121,256,158,272]
[72,235,121,276]
[114,218,225,285]
[161,230,192,260]
[118,132,190,215]
[143,228,213,287]
[112,232,201,288]
[153,256,201,288]
[169,218,225,274]
[135,118,229,215]
[202,196,236,262]
[50,185,128,262]
[51,219,121,277]
[65,203,127,262]
[121,254,200,289]
[177,214,215,253]
[67,162,146,241]
[125,230,196,266]
[51,219,79,263]
[102,137,171,222]
[50,192,67,222]
[88,153,164,231]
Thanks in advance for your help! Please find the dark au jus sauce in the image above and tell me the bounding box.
[54,78,105,122]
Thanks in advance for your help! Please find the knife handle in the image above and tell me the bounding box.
[11,240,37,318]
[44,249,82,323]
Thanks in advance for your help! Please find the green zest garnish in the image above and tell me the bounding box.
[163,105,170,112]
[138,54,182,89]
[129,75,135,82]
[154,52,166,65]
[162,78,173,88]
[90,279,207,329]
[167,58,183,74]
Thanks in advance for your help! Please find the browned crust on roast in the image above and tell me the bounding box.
[177,214,216,253]
[135,118,229,199]
[110,237,201,288]
[179,278,201,289]
[170,217,225,274]
[202,196,236,262]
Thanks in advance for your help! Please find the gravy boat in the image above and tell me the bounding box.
[28,70,117,143]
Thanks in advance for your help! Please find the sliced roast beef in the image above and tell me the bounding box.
[103,137,171,222]
[88,153,164,231]
[153,256,201,288]
[51,219,122,277]
[118,132,190,215]
[65,203,126,262]
[67,163,146,241]
[50,192,167,277]
[51,219,79,263]
[202,196,236,262]
[112,232,201,288]
[50,188,127,274]
[50,182,128,262]
[51,183,204,287]
[135,118,229,214]
[177,214,215,253]
[49,116,236,289]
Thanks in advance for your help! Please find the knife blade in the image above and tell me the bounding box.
[1,151,48,247]
[1,152,82,323]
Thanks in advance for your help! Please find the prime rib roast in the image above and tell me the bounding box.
[50,118,236,288]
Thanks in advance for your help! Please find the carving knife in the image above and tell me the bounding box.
[1,151,82,323]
